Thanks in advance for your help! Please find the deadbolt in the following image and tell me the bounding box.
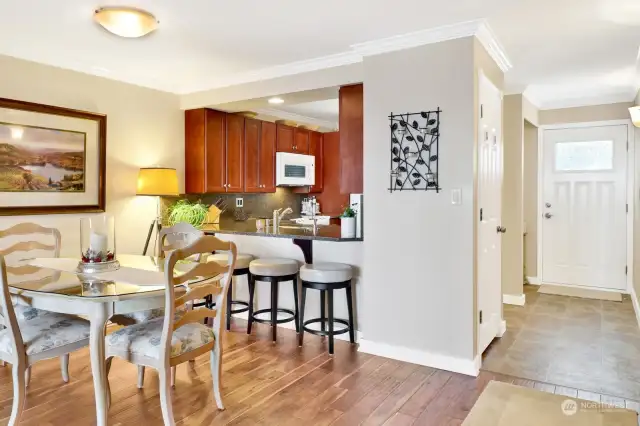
[545,203,551,208]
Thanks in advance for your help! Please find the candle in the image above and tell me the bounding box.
[90,231,108,254]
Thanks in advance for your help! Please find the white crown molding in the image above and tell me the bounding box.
[185,20,511,94]
[350,20,480,57]
[475,21,512,73]
[532,90,636,110]
[253,107,338,130]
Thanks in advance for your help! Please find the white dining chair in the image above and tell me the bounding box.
[0,255,91,426]
[105,235,236,425]
[111,222,204,388]
[0,222,72,385]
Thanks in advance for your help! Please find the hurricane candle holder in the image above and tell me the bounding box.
[77,215,120,274]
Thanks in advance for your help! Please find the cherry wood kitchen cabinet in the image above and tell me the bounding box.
[185,108,227,193]
[244,118,261,193]
[185,108,245,194]
[225,113,245,192]
[259,121,277,192]
[276,124,295,153]
[293,128,310,154]
[308,131,323,192]
[339,83,363,194]
[244,119,276,193]
[315,131,349,214]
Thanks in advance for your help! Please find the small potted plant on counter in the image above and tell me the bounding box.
[167,199,209,228]
[340,204,357,238]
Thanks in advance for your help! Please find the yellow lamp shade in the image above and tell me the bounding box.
[630,106,640,127]
[137,168,179,196]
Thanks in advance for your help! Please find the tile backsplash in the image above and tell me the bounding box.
[164,188,303,221]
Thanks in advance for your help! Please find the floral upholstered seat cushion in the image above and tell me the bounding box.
[107,317,215,359]
[0,307,90,355]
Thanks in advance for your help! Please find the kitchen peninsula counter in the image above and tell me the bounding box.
[201,219,362,242]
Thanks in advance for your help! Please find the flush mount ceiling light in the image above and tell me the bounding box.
[268,97,285,105]
[94,7,158,38]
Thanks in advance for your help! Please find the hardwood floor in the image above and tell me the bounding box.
[1,320,638,425]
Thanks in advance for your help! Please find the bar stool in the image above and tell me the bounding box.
[206,252,254,331]
[248,258,300,342]
[298,262,355,355]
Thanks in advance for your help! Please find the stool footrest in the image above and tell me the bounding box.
[302,318,350,337]
[252,308,296,325]
[229,300,249,315]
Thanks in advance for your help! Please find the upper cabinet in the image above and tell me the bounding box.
[293,128,310,154]
[276,124,295,153]
[308,131,323,193]
[185,108,244,194]
[339,84,364,194]
[226,113,245,192]
[244,119,276,193]
[277,124,311,154]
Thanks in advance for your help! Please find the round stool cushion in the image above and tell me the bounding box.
[249,258,299,277]
[300,262,353,283]
[207,252,253,270]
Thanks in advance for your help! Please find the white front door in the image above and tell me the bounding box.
[477,72,503,355]
[541,125,628,290]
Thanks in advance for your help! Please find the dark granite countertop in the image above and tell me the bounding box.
[202,218,363,242]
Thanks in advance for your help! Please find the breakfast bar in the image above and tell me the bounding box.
[202,218,363,263]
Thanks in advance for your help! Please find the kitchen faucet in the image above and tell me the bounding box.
[273,207,293,231]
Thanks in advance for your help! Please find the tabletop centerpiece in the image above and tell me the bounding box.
[77,215,120,274]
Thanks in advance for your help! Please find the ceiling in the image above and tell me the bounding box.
[1,0,639,108]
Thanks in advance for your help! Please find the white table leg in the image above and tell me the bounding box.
[90,304,110,426]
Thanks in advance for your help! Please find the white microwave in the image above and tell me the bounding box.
[276,152,315,186]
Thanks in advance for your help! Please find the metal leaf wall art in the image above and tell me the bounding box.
[389,109,441,192]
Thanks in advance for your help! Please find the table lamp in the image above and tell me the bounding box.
[136,167,179,255]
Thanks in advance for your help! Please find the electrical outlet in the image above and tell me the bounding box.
[236,198,243,208]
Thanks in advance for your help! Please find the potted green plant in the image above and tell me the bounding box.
[340,204,357,238]
[166,199,209,229]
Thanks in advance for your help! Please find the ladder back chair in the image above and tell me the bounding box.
[0,255,91,426]
[105,235,237,425]
[0,223,71,384]
[112,222,204,388]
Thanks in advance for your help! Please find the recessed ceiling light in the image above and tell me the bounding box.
[268,97,285,105]
[94,7,158,38]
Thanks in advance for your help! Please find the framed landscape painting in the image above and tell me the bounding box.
[0,97,106,215]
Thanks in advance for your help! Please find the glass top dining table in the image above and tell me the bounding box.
[7,254,207,298]
[5,253,219,426]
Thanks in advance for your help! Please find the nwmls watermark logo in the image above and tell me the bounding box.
[561,399,626,416]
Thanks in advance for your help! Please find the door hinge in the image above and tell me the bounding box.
[626,266,628,275]
[627,204,629,213]
[480,104,484,119]
[479,310,483,324]
[480,208,483,221]
[627,141,629,151]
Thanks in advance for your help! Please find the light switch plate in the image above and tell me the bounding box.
[451,188,462,205]
[236,198,243,208]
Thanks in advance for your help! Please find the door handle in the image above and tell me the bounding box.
[544,213,553,219]
[496,226,507,234]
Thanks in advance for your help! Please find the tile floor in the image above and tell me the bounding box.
[482,284,640,401]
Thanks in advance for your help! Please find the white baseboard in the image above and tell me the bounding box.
[357,339,480,377]
[231,312,362,343]
[497,320,507,337]
[527,276,540,285]
[630,287,640,330]
[502,293,526,306]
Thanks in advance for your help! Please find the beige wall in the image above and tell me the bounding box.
[539,102,633,125]
[0,55,183,257]
[363,37,478,363]
[502,95,525,296]
[523,121,538,277]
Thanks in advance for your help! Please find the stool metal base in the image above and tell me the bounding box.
[252,308,296,325]
[299,279,355,355]
[248,272,299,342]
[302,318,350,337]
